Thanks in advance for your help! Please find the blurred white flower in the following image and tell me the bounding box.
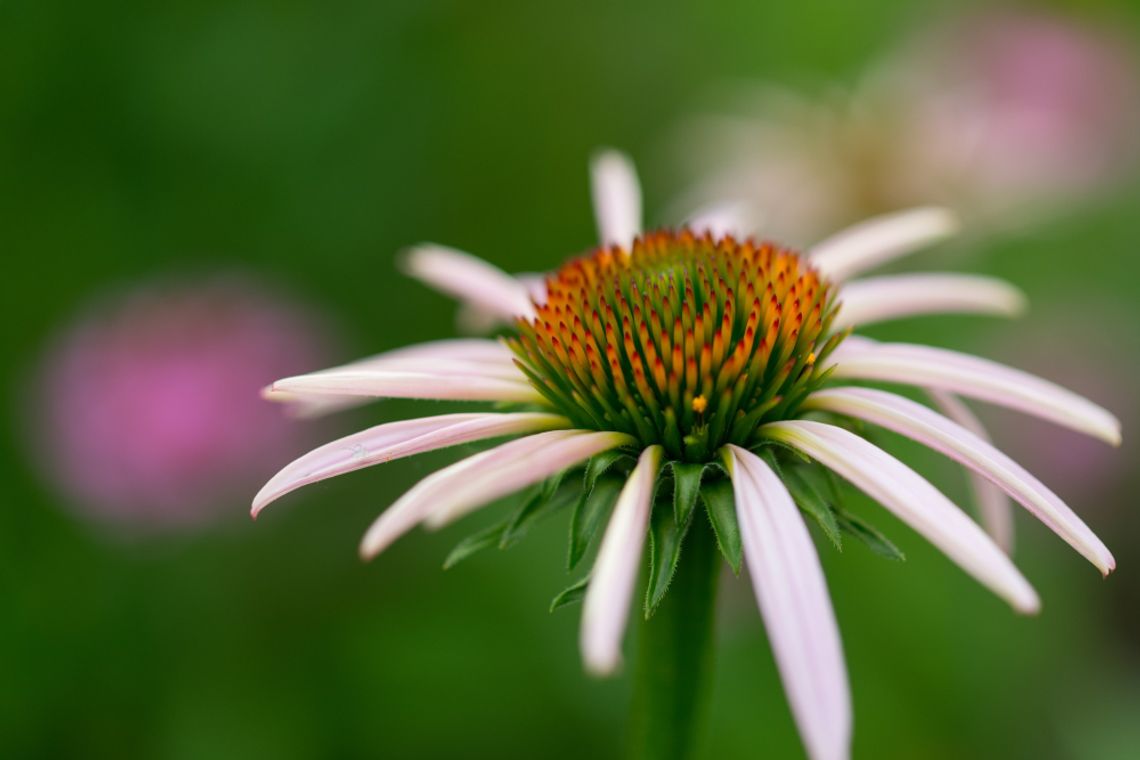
[672,8,1140,240]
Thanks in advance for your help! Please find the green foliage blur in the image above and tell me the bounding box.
[3,1,1139,758]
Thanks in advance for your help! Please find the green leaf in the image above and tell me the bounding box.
[443,522,507,569]
[835,509,906,561]
[568,478,622,569]
[782,468,843,551]
[670,462,705,526]
[550,576,590,612]
[701,479,741,574]
[644,499,696,618]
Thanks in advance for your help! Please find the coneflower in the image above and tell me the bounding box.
[254,151,1118,760]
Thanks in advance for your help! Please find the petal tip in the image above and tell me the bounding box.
[1014,590,1042,616]
[582,651,621,678]
[922,205,961,236]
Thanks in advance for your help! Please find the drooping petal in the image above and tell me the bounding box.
[763,420,1040,613]
[591,149,643,249]
[580,445,662,676]
[266,367,541,404]
[401,244,537,321]
[727,445,851,760]
[830,340,1122,445]
[359,430,633,560]
[252,412,571,517]
[804,388,1114,575]
[808,207,960,281]
[834,273,1026,329]
[928,390,1015,553]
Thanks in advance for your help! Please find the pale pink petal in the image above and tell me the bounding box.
[804,388,1114,575]
[727,445,851,760]
[591,149,643,249]
[830,340,1122,445]
[266,368,541,404]
[581,445,662,675]
[252,412,570,517]
[834,273,1026,329]
[361,430,633,560]
[401,244,537,321]
[928,390,1015,553]
[763,420,1040,613]
[809,207,960,281]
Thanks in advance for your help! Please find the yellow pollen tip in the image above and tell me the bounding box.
[807,352,816,365]
[692,395,708,414]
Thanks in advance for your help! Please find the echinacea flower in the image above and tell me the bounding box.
[255,152,1119,760]
[29,275,335,533]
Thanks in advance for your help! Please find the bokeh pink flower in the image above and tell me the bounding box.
[28,275,337,533]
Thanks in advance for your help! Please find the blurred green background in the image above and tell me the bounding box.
[3,0,1139,758]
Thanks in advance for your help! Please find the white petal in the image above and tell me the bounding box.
[514,272,550,305]
[685,199,763,239]
[401,243,537,321]
[591,149,643,249]
[928,391,1015,554]
[267,368,540,404]
[809,207,960,281]
[361,430,633,560]
[252,412,571,517]
[834,274,1026,329]
[830,340,1122,445]
[727,445,851,760]
[581,445,662,676]
[804,388,1114,575]
[763,420,1040,613]
[341,338,516,370]
[264,338,521,417]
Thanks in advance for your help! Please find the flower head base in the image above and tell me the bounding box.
[512,230,845,462]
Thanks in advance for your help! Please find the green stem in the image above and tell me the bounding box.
[629,518,721,760]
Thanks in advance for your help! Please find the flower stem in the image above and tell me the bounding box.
[629,518,721,760]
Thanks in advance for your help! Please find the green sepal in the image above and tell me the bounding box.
[500,472,568,549]
[567,478,622,569]
[796,465,906,561]
[550,575,590,612]
[444,475,574,569]
[835,509,906,561]
[443,522,507,570]
[644,498,696,618]
[669,462,706,527]
[781,467,843,551]
[701,479,741,575]
[584,449,629,490]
